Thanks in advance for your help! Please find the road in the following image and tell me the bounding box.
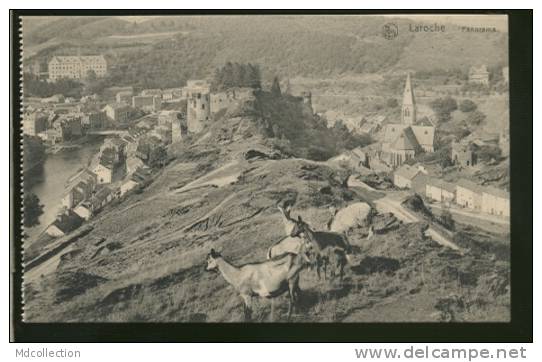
[374,195,460,251]
[429,203,509,226]
[348,176,460,251]
[25,245,73,284]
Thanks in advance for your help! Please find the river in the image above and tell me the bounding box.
[25,136,104,241]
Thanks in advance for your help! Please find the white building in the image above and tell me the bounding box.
[48,55,107,81]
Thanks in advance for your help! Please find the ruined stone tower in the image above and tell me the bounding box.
[401,73,416,125]
[187,91,210,133]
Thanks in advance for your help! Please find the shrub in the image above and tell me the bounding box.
[439,209,455,231]
[459,99,477,112]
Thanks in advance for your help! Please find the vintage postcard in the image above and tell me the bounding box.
[19,14,511,323]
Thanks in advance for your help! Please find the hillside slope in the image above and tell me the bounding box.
[23,99,509,323]
[23,15,508,86]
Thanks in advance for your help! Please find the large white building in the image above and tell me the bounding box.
[48,55,107,81]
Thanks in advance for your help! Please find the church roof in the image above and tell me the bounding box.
[410,126,435,147]
[391,127,420,151]
[383,123,409,143]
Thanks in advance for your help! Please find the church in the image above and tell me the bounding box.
[381,73,435,168]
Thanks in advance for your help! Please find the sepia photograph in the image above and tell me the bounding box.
[16,13,515,326]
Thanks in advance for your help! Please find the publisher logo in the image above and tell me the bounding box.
[382,23,399,40]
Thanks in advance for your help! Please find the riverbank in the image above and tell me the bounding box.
[24,135,105,243]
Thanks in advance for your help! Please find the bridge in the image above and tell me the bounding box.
[86,129,129,136]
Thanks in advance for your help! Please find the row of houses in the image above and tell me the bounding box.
[393,164,510,217]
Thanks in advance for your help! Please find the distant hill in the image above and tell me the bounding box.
[22,15,508,87]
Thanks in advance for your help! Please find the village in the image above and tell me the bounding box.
[23,54,510,268]
[23,55,262,241]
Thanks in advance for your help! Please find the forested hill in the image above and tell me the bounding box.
[23,16,508,87]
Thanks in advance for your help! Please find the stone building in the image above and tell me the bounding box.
[132,95,162,112]
[103,103,132,123]
[451,141,477,167]
[210,87,255,115]
[187,89,210,133]
[48,55,107,81]
[468,65,490,85]
[481,187,510,217]
[381,74,435,168]
[456,178,483,211]
[23,112,48,136]
[425,178,456,205]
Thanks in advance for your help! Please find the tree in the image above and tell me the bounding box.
[430,96,458,123]
[459,99,477,112]
[23,135,46,171]
[24,192,44,227]
[439,209,455,231]
[86,69,97,81]
[465,110,486,126]
[386,98,399,108]
[271,76,282,97]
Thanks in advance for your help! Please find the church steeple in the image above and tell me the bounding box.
[401,73,416,125]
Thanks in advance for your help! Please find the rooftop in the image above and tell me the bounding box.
[426,177,456,193]
[394,164,421,180]
[483,186,509,199]
[456,178,484,193]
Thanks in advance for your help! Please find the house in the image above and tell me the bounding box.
[162,88,183,100]
[75,186,115,218]
[48,55,107,81]
[141,89,163,97]
[380,74,435,168]
[116,90,133,104]
[132,95,162,112]
[82,111,107,131]
[393,164,422,189]
[61,170,98,209]
[101,137,127,157]
[425,178,456,205]
[93,147,126,184]
[158,110,182,126]
[469,65,490,85]
[455,179,483,210]
[103,103,132,123]
[23,112,48,136]
[62,181,90,209]
[481,187,510,217]
[451,141,477,167]
[126,156,145,175]
[150,125,172,144]
[54,115,83,141]
[41,94,65,104]
[45,211,84,237]
[120,179,140,196]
